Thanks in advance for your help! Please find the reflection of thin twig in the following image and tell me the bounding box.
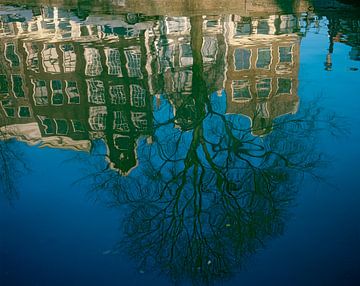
[0,132,29,204]
[78,15,347,285]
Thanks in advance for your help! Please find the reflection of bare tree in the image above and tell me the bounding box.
[0,132,28,203]
[83,16,345,285]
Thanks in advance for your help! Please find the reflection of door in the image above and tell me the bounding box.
[256,102,270,118]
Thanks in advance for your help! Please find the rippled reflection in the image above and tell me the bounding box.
[0,1,357,284]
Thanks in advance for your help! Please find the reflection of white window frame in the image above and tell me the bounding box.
[55,118,68,135]
[276,78,293,96]
[125,48,142,78]
[158,44,175,72]
[130,84,146,107]
[105,48,122,76]
[32,79,49,105]
[234,48,252,71]
[84,48,103,76]
[86,79,105,104]
[256,47,272,70]
[179,43,193,67]
[65,81,80,104]
[89,106,107,131]
[60,44,76,73]
[256,78,272,98]
[232,80,252,102]
[113,111,130,132]
[42,44,61,73]
[38,116,55,134]
[11,75,25,98]
[110,85,126,104]
[1,106,15,118]
[278,45,294,64]
[51,80,64,105]
[131,112,147,131]
[173,71,192,93]
[0,74,9,94]
[4,42,20,68]
[18,106,31,118]
[202,36,218,64]
[24,42,40,72]
[71,120,85,132]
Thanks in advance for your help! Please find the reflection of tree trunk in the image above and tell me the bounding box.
[190,16,207,119]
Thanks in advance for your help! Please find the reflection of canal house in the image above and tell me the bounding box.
[0,37,34,129]
[224,15,300,136]
[0,7,155,174]
[156,16,226,129]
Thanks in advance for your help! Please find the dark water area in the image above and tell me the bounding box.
[0,1,360,285]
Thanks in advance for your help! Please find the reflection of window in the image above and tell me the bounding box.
[202,37,218,63]
[71,120,85,132]
[61,44,76,73]
[130,85,146,107]
[51,80,64,105]
[234,48,251,70]
[256,78,271,98]
[110,85,126,104]
[5,42,20,67]
[125,48,142,78]
[12,75,25,97]
[232,80,251,101]
[42,44,61,73]
[256,48,271,69]
[277,78,292,95]
[105,48,122,76]
[65,81,80,104]
[3,107,15,117]
[87,79,105,104]
[33,80,48,105]
[279,46,293,63]
[257,20,270,34]
[55,119,68,135]
[24,43,39,72]
[236,19,251,36]
[89,106,107,130]
[0,75,9,94]
[38,116,55,134]
[114,111,130,132]
[180,44,193,67]
[85,48,103,76]
[19,106,31,118]
[131,112,147,131]
[113,134,131,150]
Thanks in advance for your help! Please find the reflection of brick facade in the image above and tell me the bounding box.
[224,15,300,136]
[1,5,310,173]
[0,7,155,174]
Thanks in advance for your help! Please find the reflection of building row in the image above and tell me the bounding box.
[1,7,306,173]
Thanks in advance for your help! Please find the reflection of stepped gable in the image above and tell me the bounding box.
[224,15,300,136]
[0,9,156,174]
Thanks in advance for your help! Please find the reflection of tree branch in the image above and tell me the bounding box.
[0,131,29,204]
[79,16,347,285]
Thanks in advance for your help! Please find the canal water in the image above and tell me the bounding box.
[0,1,360,285]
